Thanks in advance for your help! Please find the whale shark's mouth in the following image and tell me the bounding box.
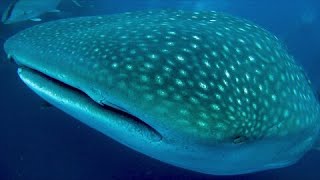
[15,61,163,142]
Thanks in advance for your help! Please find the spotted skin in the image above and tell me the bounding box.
[4,10,320,175]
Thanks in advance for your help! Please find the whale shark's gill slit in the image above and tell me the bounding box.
[21,66,163,141]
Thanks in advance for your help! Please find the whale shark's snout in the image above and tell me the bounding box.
[4,10,320,175]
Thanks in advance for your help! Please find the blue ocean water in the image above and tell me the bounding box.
[0,0,319,179]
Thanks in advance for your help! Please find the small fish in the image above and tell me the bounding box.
[4,10,320,175]
[1,0,62,24]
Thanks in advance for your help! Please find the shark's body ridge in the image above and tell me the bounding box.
[4,10,320,175]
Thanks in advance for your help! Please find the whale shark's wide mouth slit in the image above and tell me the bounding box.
[18,65,163,141]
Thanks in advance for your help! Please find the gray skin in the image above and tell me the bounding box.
[4,10,320,175]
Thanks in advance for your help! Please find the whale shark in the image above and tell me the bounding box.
[4,10,320,175]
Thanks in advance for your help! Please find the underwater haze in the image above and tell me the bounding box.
[0,0,320,179]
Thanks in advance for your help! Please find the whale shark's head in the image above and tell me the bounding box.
[4,10,320,175]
